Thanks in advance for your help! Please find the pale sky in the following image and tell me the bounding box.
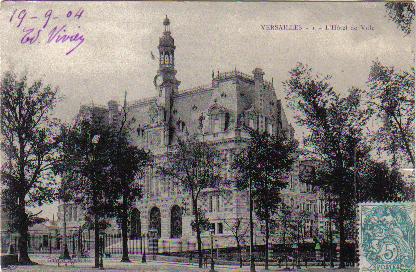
[1,2,414,219]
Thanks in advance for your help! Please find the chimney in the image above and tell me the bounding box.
[252,68,265,112]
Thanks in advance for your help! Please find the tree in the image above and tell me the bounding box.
[1,71,60,264]
[55,114,119,268]
[284,63,369,268]
[368,61,415,168]
[359,160,409,202]
[233,128,298,270]
[385,2,415,35]
[106,99,151,263]
[275,203,292,266]
[111,126,150,262]
[159,137,223,268]
[224,217,248,268]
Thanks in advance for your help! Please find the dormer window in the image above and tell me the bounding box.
[213,118,221,133]
[137,126,145,137]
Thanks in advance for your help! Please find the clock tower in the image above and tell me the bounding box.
[153,15,180,144]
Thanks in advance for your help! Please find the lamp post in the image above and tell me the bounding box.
[142,233,147,263]
[99,232,104,269]
[249,179,255,272]
[210,228,215,272]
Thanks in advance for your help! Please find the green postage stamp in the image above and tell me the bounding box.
[359,202,415,272]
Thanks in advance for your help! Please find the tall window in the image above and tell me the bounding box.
[249,119,254,129]
[130,208,141,239]
[218,223,223,234]
[224,113,230,131]
[209,195,213,212]
[267,123,273,135]
[149,207,161,238]
[170,205,182,238]
[73,206,77,221]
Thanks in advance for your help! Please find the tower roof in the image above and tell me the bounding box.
[159,15,174,48]
[163,15,170,26]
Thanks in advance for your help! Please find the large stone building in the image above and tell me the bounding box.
[57,16,333,253]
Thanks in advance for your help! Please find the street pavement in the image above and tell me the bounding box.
[2,255,359,272]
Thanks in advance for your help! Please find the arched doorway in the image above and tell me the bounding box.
[130,208,141,239]
[149,207,161,238]
[170,205,182,238]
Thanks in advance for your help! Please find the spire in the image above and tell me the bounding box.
[163,15,170,32]
[158,16,175,69]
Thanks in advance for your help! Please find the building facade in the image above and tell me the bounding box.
[57,16,332,252]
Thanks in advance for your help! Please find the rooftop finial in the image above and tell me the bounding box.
[163,15,170,32]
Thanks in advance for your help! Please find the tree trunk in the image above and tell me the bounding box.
[17,204,32,264]
[338,205,346,268]
[120,195,130,262]
[94,215,100,268]
[192,199,203,268]
[237,238,242,268]
[196,224,203,268]
[283,219,287,267]
[265,220,269,270]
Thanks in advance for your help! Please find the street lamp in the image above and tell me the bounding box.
[249,179,256,272]
[99,231,105,269]
[148,228,157,260]
[210,228,215,272]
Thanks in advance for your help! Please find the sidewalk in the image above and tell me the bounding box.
[2,255,359,272]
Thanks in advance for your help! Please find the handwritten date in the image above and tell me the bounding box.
[10,8,85,55]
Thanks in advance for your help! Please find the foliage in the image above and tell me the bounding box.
[359,160,409,202]
[55,116,119,219]
[368,61,415,168]
[1,71,60,264]
[283,63,369,267]
[385,2,415,35]
[190,208,210,232]
[159,136,224,268]
[224,217,248,268]
[233,127,298,269]
[233,128,298,223]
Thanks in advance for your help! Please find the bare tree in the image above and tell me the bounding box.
[224,217,249,268]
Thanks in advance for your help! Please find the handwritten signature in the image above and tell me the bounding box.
[10,8,85,55]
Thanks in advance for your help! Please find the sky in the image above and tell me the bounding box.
[1,2,414,220]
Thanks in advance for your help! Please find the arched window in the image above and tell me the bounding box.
[73,206,77,221]
[130,208,141,239]
[170,205,182,238]
[164,54,169,64]
[67,205,72,222]
[149,207,161,238]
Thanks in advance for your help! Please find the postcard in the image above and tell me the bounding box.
[1,1,414,271]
